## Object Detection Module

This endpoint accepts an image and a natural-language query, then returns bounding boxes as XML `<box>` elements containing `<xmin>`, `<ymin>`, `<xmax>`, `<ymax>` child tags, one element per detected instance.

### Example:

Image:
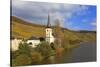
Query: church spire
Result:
<box><xmin>47</xmin><ymin>13</ymin><xmax>51</xmax><ymax>28</ymax></box>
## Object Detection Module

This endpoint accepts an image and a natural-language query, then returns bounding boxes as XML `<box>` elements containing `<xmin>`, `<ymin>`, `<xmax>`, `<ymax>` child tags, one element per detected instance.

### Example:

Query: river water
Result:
<box><xmin>43</xmin><ymin>42</ymin><xmax>96</xmax><ymax>64</ymax></box>
<box><xmin>61</xmin><ymin>42</ymin><xmax>96</xmax><ymax>63</ymax></box>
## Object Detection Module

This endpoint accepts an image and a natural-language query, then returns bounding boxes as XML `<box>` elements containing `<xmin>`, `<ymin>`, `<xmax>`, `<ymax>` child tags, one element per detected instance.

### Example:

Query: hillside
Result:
<box><xmin>11</xmin><ymin>16</ymin><xmax>96</xmax><ymax>42</ymax></box>
<box><xmin>11</xmin><ymin>16</ymin><xmax>46</xmax><ymax>39</ymax></box>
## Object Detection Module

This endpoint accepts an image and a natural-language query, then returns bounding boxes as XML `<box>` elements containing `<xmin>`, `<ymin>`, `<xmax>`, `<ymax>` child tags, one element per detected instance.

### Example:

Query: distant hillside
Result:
<box><xmin>11</xmin><ymin>16</ymin><xmax>96</xmax><ymax>42</ymax></box>
<box><xmin>11</xmin><ymin>16</ymin><xmax>46</xmax><ymax>39</ymax></box>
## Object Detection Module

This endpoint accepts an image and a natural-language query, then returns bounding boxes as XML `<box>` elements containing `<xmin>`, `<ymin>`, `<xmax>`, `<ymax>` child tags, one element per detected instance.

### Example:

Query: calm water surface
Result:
<box><xmin>44</xmin><ymin>42</ymin><xmax>96</xmax><ymax>64</ymax></box>
<box><xmin>61</xmin><ymin>42</ymin><xmax>96</xmax><ymax>63</ymax></box>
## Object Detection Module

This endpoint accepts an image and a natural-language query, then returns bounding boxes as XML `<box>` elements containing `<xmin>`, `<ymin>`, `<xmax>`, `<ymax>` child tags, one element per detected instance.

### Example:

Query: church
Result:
<box><xmin>27</xmin><ymin>13</ymin><xmax>55</xmax><ymax>46</ymax></box>
<box><xmin>11</xmin><ymin>13</ymin><xmax>55</xmax><ymax>51</ymax></box>
<box><xmin>45</xmin><ymin>13</ymin><xmax>55</xmax><ymax>44</ymax></box>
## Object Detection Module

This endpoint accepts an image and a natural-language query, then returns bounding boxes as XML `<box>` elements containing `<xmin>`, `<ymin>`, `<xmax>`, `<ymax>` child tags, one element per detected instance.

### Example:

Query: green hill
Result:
<box><xmin>11</xmin><ymin>16</ymin><xmax>96</xmax><ymax>42</ymax></box>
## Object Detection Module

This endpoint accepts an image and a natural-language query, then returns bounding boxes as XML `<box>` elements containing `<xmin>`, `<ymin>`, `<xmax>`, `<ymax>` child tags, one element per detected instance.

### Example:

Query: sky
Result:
<box><xmin>11</xmin><ymin>0</ymin><xmax>96</xmax><ymax>31</ymax></box>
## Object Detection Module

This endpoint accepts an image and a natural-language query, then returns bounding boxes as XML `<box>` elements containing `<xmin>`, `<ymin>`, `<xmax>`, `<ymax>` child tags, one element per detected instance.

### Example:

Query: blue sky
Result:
<box><xmin>12</xmin><ymin>0</ymin><xmax>96</xmax><ymax>31</ymax></box>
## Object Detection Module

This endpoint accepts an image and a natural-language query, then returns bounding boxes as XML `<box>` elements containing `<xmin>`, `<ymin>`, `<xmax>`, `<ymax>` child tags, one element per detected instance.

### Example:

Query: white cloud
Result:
<box><xmin>91</xmin><ymin>19</ymin><xmax>96</xmax><ymax>26</ymax></box>
<box><xmin>90</xmin><ymin>20</ymin><xmax>96</xmax><ymax>31</ymax></box>
<box><xmin>12</xmin><ymin>0</ymin><xmax>91</xmax><ymax>27</ymax></box>
<box><xmin>91</xmin><ymin>21</ymin><xmax>96</xmax><ymax>26</ymax></box>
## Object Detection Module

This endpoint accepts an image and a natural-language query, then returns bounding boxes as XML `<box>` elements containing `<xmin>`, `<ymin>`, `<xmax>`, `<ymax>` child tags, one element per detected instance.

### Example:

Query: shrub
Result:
<box><xmin>12</xmin><ymin>54</ymin><xmax>32</xmax><ymax>66</ymax></box>
<box><xmin>35</xmin><ymin>41</ymin><xmax>53</xmax><ymax>59</ymax></box>
<box><xmin>18</xmin><ymin>41</ymin><xmax>31</xmax><ymax>55</ymax></box>
<box><xmin>30</xmin><ymin>52</ymin><xmax>43</xmax><ymax>64</ymax></box>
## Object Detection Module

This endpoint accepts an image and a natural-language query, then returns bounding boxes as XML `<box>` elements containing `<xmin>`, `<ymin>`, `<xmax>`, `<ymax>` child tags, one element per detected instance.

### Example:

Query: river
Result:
<box><xmin>43</xmin><ymin>42</ymin><xmax>96</xmax><ymax>64</ymax></box>
<box><xmin>61</xmin><ymin>42</ymin><xmax>96</xmax><ymax>63</ymax></box>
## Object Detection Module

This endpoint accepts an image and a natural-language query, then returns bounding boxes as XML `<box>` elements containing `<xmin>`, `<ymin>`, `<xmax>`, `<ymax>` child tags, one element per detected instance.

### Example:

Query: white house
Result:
<box><xmin>27</xmin><ymin>36</ymin><xmax>40</xmax><ymax>48</ymax></box>
<box><xmin>11</xmin><ymin>37</ymin><xmax>22</xmax><ymax>51</ymax></box>
<box><xmin>11</xmin><ymin>37</ymin><xmax>40</xmax><ymax>51</ymax></box>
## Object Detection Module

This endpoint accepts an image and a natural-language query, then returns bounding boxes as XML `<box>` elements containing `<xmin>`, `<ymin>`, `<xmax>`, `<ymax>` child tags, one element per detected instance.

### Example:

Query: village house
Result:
<box><xmin>11</xmin><ymin>37</ymin><xmax>22</xmax><ymax>51</ymax></box>
<box><xmin>27</xmin><ymin>36</ymin><xmax>40</xmax><ymax>48</ymax></box>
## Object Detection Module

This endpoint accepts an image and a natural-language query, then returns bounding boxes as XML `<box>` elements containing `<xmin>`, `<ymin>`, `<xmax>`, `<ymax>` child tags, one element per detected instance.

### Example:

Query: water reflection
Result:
<box><xmin>43</xmin><ymin>48</ymin><xmax>74</xmax><ymax>64</ymax></box>
<box><xmin>43</xmin><ymin>42</ymin><xmax>96</xmax><ymax>64</ymax></box>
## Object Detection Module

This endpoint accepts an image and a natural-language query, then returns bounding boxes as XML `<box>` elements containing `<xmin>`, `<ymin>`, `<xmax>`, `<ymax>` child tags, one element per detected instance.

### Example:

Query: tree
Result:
<box><xmin>35</xmin><ymin>41</ymin><xmax>54</xmax><ymax>59</ymax></box>
<box><xmin>11</xmin><ymin>40</ymin><xmax>43</xmax><ymax>66</ymax></box>
<box><xmin>12</xmin><ymin>54</ymin><xmax>32</xmax><ymax>66</ymax></box>
<box><xmin>30</xmin><ymin>52</ymin><xmax>43</xmax><ymax>64</ymax></box>
<box><xmin>11</xmin><ymin>40</ymin><xmax>32</xmax><ymax>66</ymax></box>
<box><xmin>18</xmin><ymin>40</ymin><xmax>31</xmax><ymax>55</ymax></box>
<box><xmin>54</xmin><ymin>19</ymin><xmax>64</xmax><ymax>48</ymax></box>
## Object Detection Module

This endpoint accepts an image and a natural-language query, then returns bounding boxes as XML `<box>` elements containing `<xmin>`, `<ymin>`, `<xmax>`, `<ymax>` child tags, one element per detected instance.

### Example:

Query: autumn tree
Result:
<box><xmin>54</xmin><ymin>18</ymin><xmax>64</xmax><ymax>48</ymax></box>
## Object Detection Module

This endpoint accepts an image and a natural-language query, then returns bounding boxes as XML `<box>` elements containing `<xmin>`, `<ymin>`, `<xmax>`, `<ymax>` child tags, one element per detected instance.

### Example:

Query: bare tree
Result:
<box><xmin>54</xmin><ymin>18</ymin><xmax>64</xmax><ymax>48</ymax></box>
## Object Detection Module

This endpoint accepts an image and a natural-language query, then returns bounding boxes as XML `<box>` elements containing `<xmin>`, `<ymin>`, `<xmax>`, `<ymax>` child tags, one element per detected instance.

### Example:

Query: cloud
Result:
<box><xmin>91</xmin><ymin>22</ymin><xmax>96</xmax><ymax>26</ymax></box>
<box><xmin>11</xmin><ymin>0</ymin><xmax>96</xmax><ymax>31</ymax></box>
<box><xmin>91</xmin><ymin>22</ymin><xmax>96</xmax><ymax>30</ymax></box>
<box><xmin>12</xmin><ymin>1</ymin><xmax>88</xmax><ymax>17</ymax></box>
<box><xmin>90</xmin><ymin>19</ymin><xmax>96</xmax><ymax>30</ymax></box>
<box><xmin>90</xmin><ymin>18</ymin><xmax>96</xmax><ymax>26</ymax></box>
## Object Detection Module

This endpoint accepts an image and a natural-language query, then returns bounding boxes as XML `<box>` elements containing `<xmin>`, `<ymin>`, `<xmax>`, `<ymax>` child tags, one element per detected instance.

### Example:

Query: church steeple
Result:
<box><xmin>47</xmin><ymin>13</ymin><xmax>51</xmax><ymax>28</ymax></box>
<box><xmin>45</xmin><ymin>13</ymin><xmax>55</xmax><ymax>44</ymax></box>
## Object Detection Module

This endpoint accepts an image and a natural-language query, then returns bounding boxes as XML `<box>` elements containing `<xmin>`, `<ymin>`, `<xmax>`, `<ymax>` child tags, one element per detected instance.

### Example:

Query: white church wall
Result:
<box><xmin>46</xmin><ymin>28</ymin><xmax>55</xmax><ymax>44</ymax></box>
<box><xmin>50</xmin><ymin>37</ymin><xmax>55</xmax><ymax>43</ymax></box>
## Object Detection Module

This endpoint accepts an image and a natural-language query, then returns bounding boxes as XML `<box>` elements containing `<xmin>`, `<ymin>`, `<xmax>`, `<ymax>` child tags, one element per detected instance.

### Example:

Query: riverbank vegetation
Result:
<box><xmin>11</xmin><ymin>39</ymin><xmax>81</xmax><ymax>66</ymax></box>
<box><xmin>11</xmin><ymin>41</ymin><xmax>55</xmax><ymax>66</ymax></box>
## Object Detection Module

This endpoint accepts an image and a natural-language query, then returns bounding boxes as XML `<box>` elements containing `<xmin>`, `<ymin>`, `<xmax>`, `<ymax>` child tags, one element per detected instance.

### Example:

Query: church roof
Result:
<box><xmin>46</xmin><ymin>13</ymin><xmax>51</xmax><ymax>28</ymax></box>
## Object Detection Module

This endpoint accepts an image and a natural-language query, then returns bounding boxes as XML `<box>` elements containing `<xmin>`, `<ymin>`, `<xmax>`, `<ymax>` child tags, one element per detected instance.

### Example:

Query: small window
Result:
<box><xmin>29</xmin><ymin>42</ymin><xmax>32</xmax><ymax>45</ymax></box>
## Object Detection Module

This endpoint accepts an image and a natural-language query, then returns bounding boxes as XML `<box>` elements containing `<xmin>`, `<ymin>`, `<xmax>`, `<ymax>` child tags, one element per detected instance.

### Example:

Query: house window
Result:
<box><xmin>29</xmin><ymin>42</ymin><xmax>32</xmax><ymax>45</ymax></box>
